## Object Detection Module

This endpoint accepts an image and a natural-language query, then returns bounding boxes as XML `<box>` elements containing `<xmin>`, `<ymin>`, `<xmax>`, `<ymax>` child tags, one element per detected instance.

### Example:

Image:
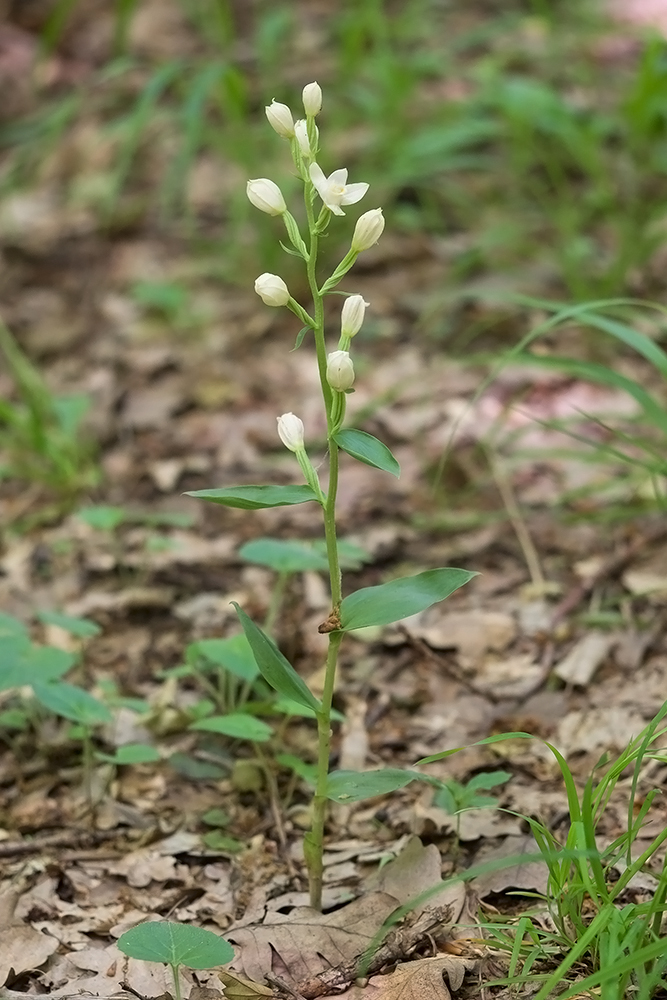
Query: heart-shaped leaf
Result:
<box><xmin>190</xmin><ymin>713</ymin><xmax>274</xmax><ymax>742</ymax></box>
<box><xmin>233</xmin><ymin>603</ymin><xmax>320</xmax><ymax>713</ymax></box>
<box><xmin>239</xmin><ymin>537</ymin><xmax>329</xmax><ymax>573</ymax></box>
<box><xmin>185</xmin><ymin>485</ymin><xmax>320</xmax><ymax>510</ymax></box>
<box><xmin>118</xmin><ymin>920</ymin><xmax>234</xmax><ymax>968</ymax></box>
<box><xmin>326</xmin><ymin>768</ymin><xmax>423</xmax><ymax>803</ymax></box>
<box><xmin>339</xmin><ymin>567</ymin><xmax>476</xmax><ymax>631</ymax></box>
<box><xmin>334</xmin><ymin>428</ymin><xmax>400</xmax><ymax>478</ymax></box>
<box><xmin>33</xmin><ymin>682</ymin><xmax>112</xmax><ymax>726</ymax></box>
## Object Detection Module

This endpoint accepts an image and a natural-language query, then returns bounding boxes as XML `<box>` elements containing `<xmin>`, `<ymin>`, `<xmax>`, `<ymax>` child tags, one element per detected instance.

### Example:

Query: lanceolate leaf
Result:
<box><xmin>233</xmin><ymin>603</ymin><xmax>321</xmax><ymax>713</ymax></box>
<box><xmin>118</xmin><ymin>920</ymin><xmax>234</xmax><ymax>968</ymax></box>
<box><xmin>239</xmin><ymin>537</ymin><xmax>329</xmax><ymax>573</ymax></box>
<box><xmin>326</xmin><ymin>768</ymin><xmax>424</xmax><ymax>803</ymax></box>
<box><xmin>339</xmin><ymin>567</ymin><xmax>476</xmax><ymax>631</ymax></box>
<box><xmin>190</xmin><ymin>713</ymin><xmax>274</xmax><ymax>742</ymax></box>
<box><xmin>333</xmin><ymin>428</ymin><xmax>400</xmax><ymax>478</ymax></box>
<box><xmin>185</xmin><ymin>485</ymin><xmax>320</xmax><ymax>510</ymax></box>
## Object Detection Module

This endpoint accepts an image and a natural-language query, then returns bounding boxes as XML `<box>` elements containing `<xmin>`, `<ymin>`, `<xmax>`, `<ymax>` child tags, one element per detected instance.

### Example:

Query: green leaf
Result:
<box><xmin>339</xmin><ymin>567</ymin><xmax>476</xmax><ymax>631</ymax></box>
<box><xmin>169</xmin><ymin>752</ymin><xmax>227</xmax><ymax>780</ymax></box>
<box><xmin>466</xmin><ymin>770</ymin><xmax>512</xmax><ymax>793</ymax></box>
<box><xmin>239</xmin><ymin>537</ymin><xmax>328</xmax><ymax>573</ymax></box>
<box><xmin>293</xmin><ymin>326</ymin><xmax>310</xmax><ymax>350</ymax></box>
<box><xmin>202</xmin><ymin>831</ymin><xmax>246</xmax><ymax>853</ymax></box>
<box><xmin>33</xmin><ymin>681</ymin><xmax>112</xmax><ymax>726</ymax></box>
<box><xmin>0</xmin><ymin>613</ymin><xmax>28</xmax><ymax>640</ymax></box>
<box><xmin>326</xmin><ymin>768</ymin><xmax>423</xmax><ymax>803</ymax></box>
<box><xmin>190</xmin><ymin>713</ymin><xmax>274</xmax><ymax>742</ymax></box>
<box><xmin>273</xmin><ymin>697</ymin><xmax>345</xmax><ymax>722</ymax></box>
<box><xmin>190</xmin><ymin>635</ymin><xmax>259</xmax><ymax>683</ymax></box>
<box><xmin>95</xmin><ymin>743</ymin><xmax>161</xmax><ymax>764</ymax></box>
<box><xmin>202</xmin><ymin>808</ymin><xmax>230</xmax><ymax>828</ymax></box>
<box><xmin>118</xmin><ymin>920</ymin><xmax>234</xmax><ymax>969</ymax></box>
<box><xmin>433</xmin><ymin>785</ymin><xmax>459</xmax><ymax>813</ymax></box>
<box><xmin>185</xmin><ymin>485</ymin><xmax>320</xmax><ymax>510</ymax></box>
<box><xmin>334</xmin><ymin>428</ymin><xmax>400</xmax><ymax>478</ymax></box>
<box><xmin>76</xmin><ymin>505</ymin><xmax>126</xmax><ymax>531</ymax></box>
<box><xmin>37</xmin><ymin>610</ymin><xmax>101</xmax><ymax>638</ymax></box>
<box><xmin>233</xmin><ymin>603</ymin><xmax>320</xmax><ymax>713</ymax></box>
<box><xmin>276</xmin><ymin>753</ymin><xmax>317</xmax><ymax>785</ymax></box>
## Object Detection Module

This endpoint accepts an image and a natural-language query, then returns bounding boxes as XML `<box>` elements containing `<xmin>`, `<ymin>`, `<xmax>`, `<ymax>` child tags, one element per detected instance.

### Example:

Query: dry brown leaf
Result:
<box><xmin>218</xmin><ymin>969</ymin><xmax>273</xmax><ymax>999</ymax></box>
<box><xmin>366</xmin><ymin>837</ymin><xmax>465</xmax><ymax>919</ymax></box>
<box><xmin>412</xmin><ymin>610</ymin><xmax>516</xmax><ymax>661</ymax></box>
<box><xmin>337</xmin><ymin>955</ymin><xmax>477</xmax><ymax>999</ymax></box>
<box><xmin>0</xmin><ymin>924</ymin><xmax>59</xmax><ymax>986</ymax></box>
<box><xmin>473</xmin><ymin>835</ymin><xmax>549</xmax><ymax>897</ymax></box>
<box><xmin>553</xmin><ymin>632</ymin><xmax>614</xmax><ymax>686</ymax></box>
<box><xmin>228</xmin><ymin>892</ymin><xmax>399</xmax><ymax>984</ymax></box>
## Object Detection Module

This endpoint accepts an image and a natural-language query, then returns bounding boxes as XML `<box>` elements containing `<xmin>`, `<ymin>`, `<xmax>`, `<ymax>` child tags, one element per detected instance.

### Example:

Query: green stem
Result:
<box><xmin>309</xmin><ymin>629</ymin><xmax>343</xmax><ymax>910</ymax></box>
<box><xmin>170</xmin><ymin>964</ymin><xmax>182</xmax><ymax>1000</ymax></box>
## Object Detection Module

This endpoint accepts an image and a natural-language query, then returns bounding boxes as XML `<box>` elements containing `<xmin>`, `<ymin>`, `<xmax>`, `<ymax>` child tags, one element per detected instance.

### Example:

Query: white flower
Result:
<box><xmin>294</xmin><ymin>119</ymin><xmax>315</xmax><ymax>157</ymax></box>
<box><xmin>351</xmin><ymin>208</ymin><xmax>385</xmax><ymax>252</ymax></box>
<box><xmin>265</xmin><ymin>100</ymin><xmax>295</xmax><ymax>138</ymax></box>
<box><xmin>254</xmin><ymin>273</ymin><xmax>290</xmax><ymax>307</ymax></box>
<box><xmin>302</xmin><ymin>82</ymin><xmax>322</xmax><ymax>117</ymax></box>
<box><xmin>326</xmin><ymin>350</ymin><xmax>355</xmax><ymax>391</ymax></box>
<box><xmin>277</xmin><ymin>412</ymin><xmax>305</xmax><ymax>452</ymax></box>
<box><xmin>246</xmin><ymin>178</ymin><xmax>287</xmax><ymax>216</ymax></box>
<box><xmin>309</xmin><ymin>163</ymin><xmax>368</xmax><ymax>217</ymax></box>
<box><xmin>341</xmin><ymin>295</ymin><xmax>369</xmax><ymax>339</ymax></box>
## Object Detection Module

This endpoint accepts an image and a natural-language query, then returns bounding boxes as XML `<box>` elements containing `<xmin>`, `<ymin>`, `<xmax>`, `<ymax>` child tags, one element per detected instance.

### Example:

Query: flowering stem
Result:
<box><xmin>304</xmin><ymin>180</ymin><xmax>344</xmax><ymax>910</ymax></box>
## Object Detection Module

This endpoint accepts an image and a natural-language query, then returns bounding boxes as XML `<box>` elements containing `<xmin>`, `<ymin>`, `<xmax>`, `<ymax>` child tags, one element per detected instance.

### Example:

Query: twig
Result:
<box><xmin>0</xmin><ymin>828</ymin><xmax>119</xmax><ymax>858</ymax></box>
<box><xmin>265</xmin><ymin>972</ymin><xmax>308</xmax><ymax>1000</ymax></box>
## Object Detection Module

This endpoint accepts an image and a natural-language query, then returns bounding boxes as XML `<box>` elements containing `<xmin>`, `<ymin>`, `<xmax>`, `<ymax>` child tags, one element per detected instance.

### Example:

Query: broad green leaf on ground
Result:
<box><xmin>339</xmin><ymin>568</ymin><xmax>476</xmax><ymax>631</ymax></box>
<box><xmin>118</xmin><ymin>920</ymin><xmax>234</xmax><ymax>968</ymax></box>
<box><xmin>233</xmin><ymin>604</ymin><xmax>320</xmax><ymax>712</ymax></box>
<box><xmin>37</xmin><ymin>610</ymin><xmax>101</xmax><ymax>638</ymax></box>
<box><xmin>33</xmin><ymin>682</ymin><xmax>112</xmax><ymax>725</ymax></box>
<box><xmin>190</xmin><ymin>713</ymin><xmax>274</xmax><ymax>742</ymax></box>
<box><xmin>76</xmin><ymin>505</ymin><xmax>126</xmax><ymax>530</ymax></box>
<box><xmin>0</xmin><ymin>613</ymin><xmax>28</xmax><ymax>640</ymax></box>
<box><xmin>333</xmin><ymin>428</ymin><xmax>400</xmax><ymax>478</ymax></box>
<box><xmin>190</xmin><ymin>635</ymin><xmax>259</xmax><ymax>682</ymax></box>
<box><xmin>0</xmin><ymin>645</ymin><xmax>77</xmax><ymax>693</ymax></box>
<box><xmin>326</xmin><ymin>768</ymin><xmax>425</xmax><ymax>803</ymax></box>
<box><xmin>185</xmin><ymin>485</ymin><xmax>320</xmax><ymax>510</ymax></box>
<box><xmin>228</xmin><ymin>892</ymin><xmax>399</xmax><ymax>984</ymax></box>
<box><xmin>336</xmin><ymin>955</ymin><xmax>478</xmax><ymax>999</ymax></box>
<box><xmin>239</xmin><ymin>537</ymin><xmax>329</xmax><ymax>573</ymax></box>
<box><xmin>95</xmin><ymin>743</ymin><xmax>161</xmax><ymax>764</ymax></box>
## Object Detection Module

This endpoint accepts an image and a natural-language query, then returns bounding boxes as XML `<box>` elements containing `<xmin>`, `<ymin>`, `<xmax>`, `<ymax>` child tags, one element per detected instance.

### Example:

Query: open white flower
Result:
<box><xmin>277</xmin><ymin>412</ymin><xmax>305</xmax><ymax>452</ymax></box>
<box><xmin>255</xmin><ymin>273</ymin><xmax>290</xmax><ymax>307</ymax></box>
<box><xmin>326</xmin><ymin>350</ymin><xmax>355</xmax><ymax>391</ymax></box>
<box><xmin>309</xmin><ymin>163</ymin><xmax>368</xmax><ymax>216</ymax></box>
<box><xmin>246</xmin><ymin>178</ymin><xmax>286</xmax><ymax>216</ymax></box>
<box><xmin>341</xmin><ymin>295</ymin><xmax>369</xmax><ymax>339</ymax></box>
<box><xmin>265</xmin><ymin>100</ymin><xmax>295</xmax><ymax>139</ymax></box>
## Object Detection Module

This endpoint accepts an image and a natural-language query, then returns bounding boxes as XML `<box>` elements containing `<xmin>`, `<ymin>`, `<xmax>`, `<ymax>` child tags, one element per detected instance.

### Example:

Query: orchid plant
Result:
<box><xmin>187</xmin><ymin>82</ymin><xmax>475</xmax><ymax>910</ymax></box>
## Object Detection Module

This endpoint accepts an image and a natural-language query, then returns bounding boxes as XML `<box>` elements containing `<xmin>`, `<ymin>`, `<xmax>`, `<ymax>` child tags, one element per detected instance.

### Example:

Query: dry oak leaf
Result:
<box><xmin>228</xmin><ymin>891</ymin><xmax>399</xmax><ymax>984</ymax></box>
<box><xmin>219</xmin><ymin>968</ymin><xmax>273</xmax><ymax>999</ymax></box>
<box><xmin>337</xmin><ymin>955</ymin><xmax>478</xmax><ymax>999</ymax></box>
<box><xmin>0</xmin><ymin>924</ymin><xmax>59</xmax><ymax>986</ymax></box>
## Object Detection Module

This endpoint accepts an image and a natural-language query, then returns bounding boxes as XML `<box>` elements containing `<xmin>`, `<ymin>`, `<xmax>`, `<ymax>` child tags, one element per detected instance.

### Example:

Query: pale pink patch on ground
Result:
<box><xmin>608</xmin><ymin>0</ymin><xmax>667</xmax><ymax>34</ymax></box>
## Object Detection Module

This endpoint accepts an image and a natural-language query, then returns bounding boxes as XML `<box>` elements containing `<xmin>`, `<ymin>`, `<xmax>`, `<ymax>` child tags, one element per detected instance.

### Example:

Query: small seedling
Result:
<box><xmin>117</xmin><ymin>920</ymin><xmax>234</xmax><ymax>1000</ymax></box>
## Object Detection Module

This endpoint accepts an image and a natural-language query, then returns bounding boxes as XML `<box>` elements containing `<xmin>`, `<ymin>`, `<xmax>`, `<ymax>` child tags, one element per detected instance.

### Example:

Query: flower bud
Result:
<box><xmin>246</xmin><ymin>178</ymin><xmax>287</xmax><ymax>216</ymax></box>
<box><xmin>277</xmin><ymin>412</ymin><xmax>305</xmax><ymax>452</ymax></box>
<box><xmin>351</xmin><ymin>208</ymin><xmax>385</xmax><ymax>252</ymax></box>
<box><xmin>302</xmin><ymin>82</ymin><xmax>322</xmax><ymax>117</ymax></box>
<box><xmin>326</xmin><ymin>350</ymin><xmax>355</xmax><ymax>391</ymax></box>
<box><xmin>341</xmin><ymin>295</ymin><xmax>370</xmax><ymax>339</ymax></box>
<box><xmin>265</xmin><ymin>100</ymin><xmax>295</xmax><ymax>139</ymax></box>
<box><xmin>294</xmin><ymin>119</ymin><xmax>314</xmax><ymax>158</ymax></box>
<box><xmin>254</xmin><ymin>273</ymin><xmax>290</xmax><ymax>307</ymax></box>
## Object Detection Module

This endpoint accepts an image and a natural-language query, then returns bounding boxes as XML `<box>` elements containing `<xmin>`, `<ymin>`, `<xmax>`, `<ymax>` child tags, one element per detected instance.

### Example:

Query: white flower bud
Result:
<box><xmin>341</xmin><ymin>295</ymin><xmax>370</xmax><ymax>339</ymax></box>
<box><xmin>302</xmin><ymin>82</ymin><xmax>322</xmax><ymax>117</ymax></box>
<box><xmin>265</xmin><ymin>100</ymin><xmax>295</xmax><ymax>139</ymax></box>
<box><xmin>277</xmin><ymin>412</ymin><xmax>305</xmax><ymax>452</ymax></box>
<box><xmin>351</xmin><ymin>208</ymin><xmax>385</xmax><ymax>252</ymax></box>
<box><xmin>294</xmin><ymin>119</ymin><xmax>314</xmax><ymax>157</ymax></box>
<box><xmin>254</xmin><ymin>273</ymin><xmax>290</xmax><ymax>307</ymax></box>
<box><xmin>326</xmin><ymin>350</ymin><xmax>355</xmax><ymax>391</ymax></box>
<box><xmin>246</xmin><ymin>178</ymin><xmax>287</xmax><ymax>216</ymax></box>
